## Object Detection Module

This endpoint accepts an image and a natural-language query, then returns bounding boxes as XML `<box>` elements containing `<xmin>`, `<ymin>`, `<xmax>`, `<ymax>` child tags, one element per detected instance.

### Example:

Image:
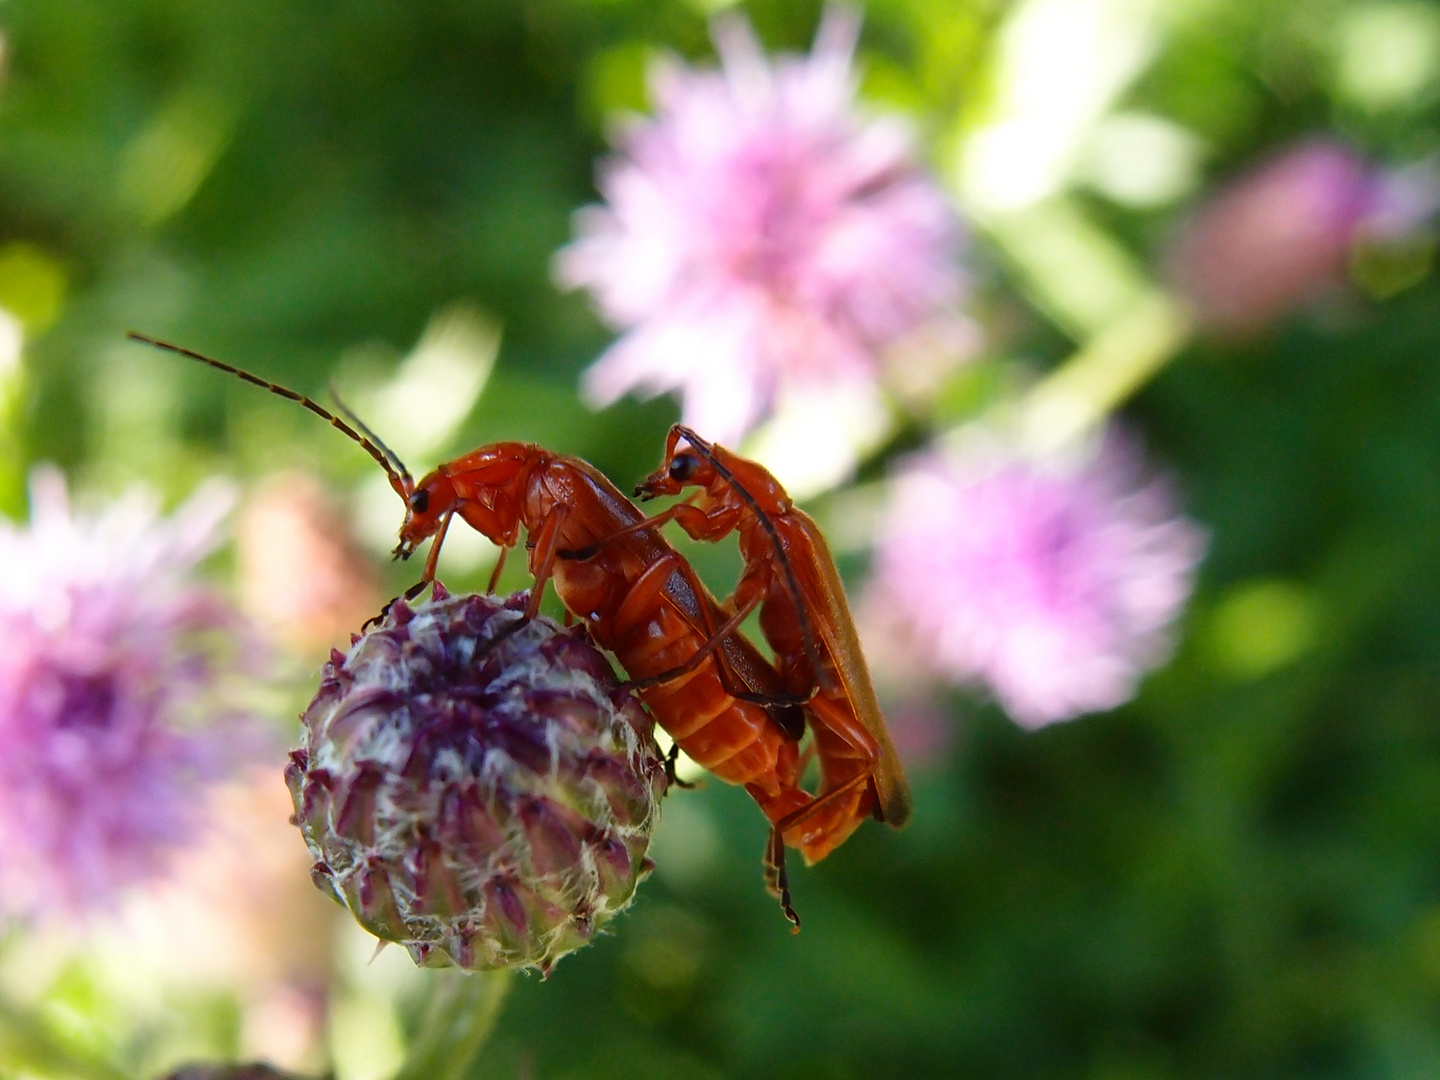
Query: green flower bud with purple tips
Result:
<box><xmin>286</xmin><ymin>585</ymin><xmax>666</xmax><ymax>975</ymax></box>
<box><xmin>160</xmin><ymin>1065</ymin><xmax>310</xmax><ymax>1080</ymax></box>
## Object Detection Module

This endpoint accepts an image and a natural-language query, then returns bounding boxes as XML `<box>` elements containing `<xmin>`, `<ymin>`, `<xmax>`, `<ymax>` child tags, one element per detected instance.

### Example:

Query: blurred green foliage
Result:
<box><xmin>5</xmin><ymin>0</ymin><xmax>1440</xmax><ymax>1078</ymax></box>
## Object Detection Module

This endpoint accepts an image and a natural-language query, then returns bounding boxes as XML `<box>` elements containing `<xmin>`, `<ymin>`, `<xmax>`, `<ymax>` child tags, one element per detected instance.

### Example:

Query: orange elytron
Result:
<box><xmin>130</xmin><ymin>333</ymin><xmax>842</xmax><ymax>926</ymax></box>
<box><xmin>636</xmin><ymin>424</ymin><xmax>912</xmax><ymax>864</ymax></box>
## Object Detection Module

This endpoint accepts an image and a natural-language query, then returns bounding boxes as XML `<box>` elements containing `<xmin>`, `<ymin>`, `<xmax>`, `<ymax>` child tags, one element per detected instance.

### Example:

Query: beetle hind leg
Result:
<box><xmin>763</xmin><ymin>828</ymin><xmax>801</xmax><ymax>932</ymax></box>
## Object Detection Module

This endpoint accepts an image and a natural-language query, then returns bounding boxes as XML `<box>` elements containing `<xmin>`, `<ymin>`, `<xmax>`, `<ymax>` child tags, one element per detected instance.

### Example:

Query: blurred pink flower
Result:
<box><xmin>0</xmin><ymin>467</ymin><xmax>264</xmax><ymax>919</ymax></box>
<box><xmin>556</xmin><ymin>8</ymin><xmax>964</xmax><ymax>443</ymax></box>
<box><xmin>109</xmin><ymin>770</ymin><xmax>336</xmax><ymax>1069</ymax></box>
<box><xmin>237</xmin><ymin>471</ymin><xmax>379</xmax><ymax>657</ymax></box>
<box><xmin>880</xmin><ymin>698</ymin><xmax>954</xmax><ymax>768</ymax></box>
<box><xmin>866</xmin><ymin>436</ymin><xmax>1205</xmax><ymax>728</ymax></box>
<box><xmin>1168</xmin><ymin>139</ymin><xmax>1435</xmax><ymax>335</ymax></box>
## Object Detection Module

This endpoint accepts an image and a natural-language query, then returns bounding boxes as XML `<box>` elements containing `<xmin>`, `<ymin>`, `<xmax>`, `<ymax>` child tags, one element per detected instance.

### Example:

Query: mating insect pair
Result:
<box><xmin>129</xmin><ymin>332</ymin><xmax>910</xmax><ymax>928</ymax></box>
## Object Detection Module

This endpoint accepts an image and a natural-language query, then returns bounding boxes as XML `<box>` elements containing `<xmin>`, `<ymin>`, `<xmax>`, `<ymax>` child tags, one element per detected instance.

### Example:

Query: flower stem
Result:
<box><xmin>389</xmin><ymin>970</ymin><xmax>510</xmax><ymax>1080</ymax></box>
<box><xmin>0</xmin><ymin>996</ymin><xmax>131</xmax><ymax>1080</ymax></box>
<box><xmin>1013</xmin><ymin>291</ymin><xmax>1193</xmax><ymax>455</ymax></box>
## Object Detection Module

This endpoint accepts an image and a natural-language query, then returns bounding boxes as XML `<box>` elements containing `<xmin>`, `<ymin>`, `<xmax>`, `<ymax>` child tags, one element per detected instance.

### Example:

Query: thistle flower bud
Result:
<box><xmin>286</xmin><ymin>585</ymin><xmax>666</xmax><ymax>974</ymax></box>
<box><xmin>161</xmin><ymin>1065</ymin><xmax>309</xmax><ymax>1080</ymax></box>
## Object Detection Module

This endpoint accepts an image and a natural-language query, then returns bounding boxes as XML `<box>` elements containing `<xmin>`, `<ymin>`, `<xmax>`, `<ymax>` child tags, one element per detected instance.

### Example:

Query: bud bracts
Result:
<box><xmin>161</xmin><ymin>1064</ymin><xmax>309</xmax><ymax>1080</ymax></box>
<box><xmin>286</xmin><ymin>585</ymin><xmax>666</xmax><ymax>974</ymax></box>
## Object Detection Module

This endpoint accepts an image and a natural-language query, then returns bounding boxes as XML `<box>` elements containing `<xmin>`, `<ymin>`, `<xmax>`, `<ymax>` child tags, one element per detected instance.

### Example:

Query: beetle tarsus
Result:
<box><xmin>363</xmin><ymin>597</ymin><xmax>397</xmax><ymax>631</ymax></box>
<box><xmin>663</xmin><ymin>743</ymin><xmax>699</xmax><ymax>790</ymax></box>
<box><xmin>764</xmin><ymin>828</ymin><xmax>801</xmax><ymax>931</ymax></box>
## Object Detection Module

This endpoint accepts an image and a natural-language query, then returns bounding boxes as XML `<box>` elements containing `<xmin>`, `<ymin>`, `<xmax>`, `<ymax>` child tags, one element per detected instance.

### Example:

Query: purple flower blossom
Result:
<box><xmin>866</xmin><ymin>435</ymin><xmax>1205</xmax><ymax>728</ymax></box>
<box><xmin>0</xmin><ymin>467</ymin><xmax>261</xmax><ymax>919</ymax></box>
<box><xmin>556</xmin><ymin>8</ymin><xmax>964</xmax><ymax>444</ymax></box>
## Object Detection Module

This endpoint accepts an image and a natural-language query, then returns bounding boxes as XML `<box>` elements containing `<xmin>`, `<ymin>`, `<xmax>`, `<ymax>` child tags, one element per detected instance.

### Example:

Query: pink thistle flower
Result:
<box><xmin>556</xmin><ymin>7</ymin><xmax>965</xmax><ymax>444</ymax></box>
<box><xmin>0</xmin><ymin>467</ymin><xmax>263</xmax><ymax>919</ymax></box>
<box><xmin>866</xmin><ymin>435</ymin><xmax>1206</xmax><ymax>728</ymax></box>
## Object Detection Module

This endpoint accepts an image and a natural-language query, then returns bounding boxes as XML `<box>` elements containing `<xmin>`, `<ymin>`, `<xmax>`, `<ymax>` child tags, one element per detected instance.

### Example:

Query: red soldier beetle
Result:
<box><xmin>130</xmin><ymin>332</ymin><xmax>847</xmax><ymax>927</ymax></box>
<box><xmin>635</xmin><ymin>424</ymin><xmax>912</xmax><ymax>864</ymax></box>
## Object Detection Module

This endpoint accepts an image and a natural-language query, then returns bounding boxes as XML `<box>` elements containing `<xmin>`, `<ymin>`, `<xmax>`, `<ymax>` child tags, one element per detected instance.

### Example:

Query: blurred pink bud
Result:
<box><xmin>557</xmin><ymin>7</ymin><xmax>965</xmax><ymax>443</ymax></box>
<box><xmin>865</xmin><ymin>434</ymin><xmax>1206</xmax><ymax>728</ymax></box>
<box><xmin>237</xmin><ymin>472</ymin><xmax>380</xmax><ymax>656</ymax></box>
<box><xmin>1168</xmin><ymin>139</ymin><xmax>1413</xmax><ymax>335</ymax></box>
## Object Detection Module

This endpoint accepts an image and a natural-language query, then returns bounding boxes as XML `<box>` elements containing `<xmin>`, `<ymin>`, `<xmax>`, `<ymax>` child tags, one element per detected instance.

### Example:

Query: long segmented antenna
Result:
<box><xmin>670</xmin><ymin>426</ymin><xmax>826</xmax><ymax>684</ymax></box>
<box><xmin>328</xmin><ymin>380</ymin><xmax>413</xmax><ymax>493</ymax></box>
<box><xmin>126</xmin><ymin>331</ymin><xmax>413</xmax><ymax>500</ymax></box>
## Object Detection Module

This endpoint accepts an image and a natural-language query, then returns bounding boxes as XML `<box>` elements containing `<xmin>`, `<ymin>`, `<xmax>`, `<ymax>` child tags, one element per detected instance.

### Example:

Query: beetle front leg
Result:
<box><xmin>468</xmin><ymin>508</ymin><xmax>568</xmax><ymax>657</ymax></box>
<box><xmin>522</xmin><ymin>505</ymin><xmax>570</xmax><ymax>621</ymax></box>
<box><xmin>486</xmin><ymin>544</ymin><xmax>509</xmax><ymax>594</ymax></box>
<box><xmin>364</xmin><ymin>515</ymin><xmax>455</xmax><ymax>628</ymax></box>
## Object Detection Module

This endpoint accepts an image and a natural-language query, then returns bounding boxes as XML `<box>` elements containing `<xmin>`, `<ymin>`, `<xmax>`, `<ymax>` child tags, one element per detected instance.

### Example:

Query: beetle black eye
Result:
<box><xmin>669</xmin><ymin>454</ymin><xmax>700</xmax><ymax>482</ymax></box>
<box><xmin>409</xmin><ymin>489</ymin><xmax>430</xmax><ymax>515</ymax></box>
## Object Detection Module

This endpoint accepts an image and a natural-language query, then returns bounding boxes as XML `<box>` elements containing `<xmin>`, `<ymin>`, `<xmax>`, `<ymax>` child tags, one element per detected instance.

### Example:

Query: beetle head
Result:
<box><xmin>394</xmin><ymin>470</ymin><xmax>457</xmax><ymax>561</ymax></box>
<box><xmin>636</xmin><ymin>425</ymin><xmax>790</xmax><ymax>516</ymax></box>
<box><xmin>635</xmin><ymin>426</ymin><xmax>716</xmax><ymax>501</ymax></box>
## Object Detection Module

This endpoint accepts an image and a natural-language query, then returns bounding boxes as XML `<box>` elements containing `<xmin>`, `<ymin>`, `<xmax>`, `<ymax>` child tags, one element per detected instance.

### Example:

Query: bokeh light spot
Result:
<box><xmin>1206</xmin><ymin>579</ymin><xmax>1320</xmax><ymax>681</ymax></box>
<box><xmin>647</xmin><ymin>791</ymin><xmax>721</xmax><ymax>889</ymax></box>
<box><xmin>117</xmin><ymin>91</ymin><xmax>234</xmax><ymax>224</ymax></box>
<box><xmin>0</xmin><ymin>243</ymin><xmax>65</xmax><ymax>335</ymax></box>
<box><xmin>580</xmin><ymin>42</ymin><xmax>653</xmax><ymax>129</ymax></box>
<box><xmin>1333</xmin><ymin>1</ymin><xmax>1440</xmax><ymax>110</ymax></box>
<box><xmin>1080</xmin><ymin>111</ymin><xmax>1205</xmax><ymax>208</ymax></box>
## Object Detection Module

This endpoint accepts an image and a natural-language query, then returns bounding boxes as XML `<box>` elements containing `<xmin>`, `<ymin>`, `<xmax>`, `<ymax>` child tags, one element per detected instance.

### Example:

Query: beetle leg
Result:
<box><xmin>362</xmin><ymin>598</ymin><xmax>395</xmax><ymax>630</ymax></box>
<box><xmin>623</xmin><ymin>591</ymin><xmax>808</xmax><ymax>708</ymax></box>
<box><xmin>366</xmin><ymin>529</ymin><xmax>460</xmax><ymax>628</ymax></box>
<box><xmin>659</xmin><ymin>500</ymin><xmax>742</xmax><ymax>543</ymax></box>
<box><xmin>472</xmin><ymin>509</ymin><xmax>567</xmax><ymax>657</ymax></box>
<box><xmin>772</xmin><ymin>763</ymin><xmax>876</xmax><ymax>860</ymax></box>
<box><xmin>663</xmin><ymin>742</ymin><xmax>699</xmax><ymax>790</ymax></box>
<box><xmin>763</xmin><ymin>828</ymin><xmax>801</xmax><ymax>931</ymax></box>
<box><xmin>523</xmin><ymin>505</ymin><xmax>570</xmax><ymax>621</ymax></box>
<box><xmin>554</xmin><ymin>496</ymin><xmax>699</xmax><ymax>561</ymax></box>
<box><xmin>486</xmin><ymin>544</ymin><xmax>509</xmax><ymax>593</ymax></box>
<box><xmin>387</xmin><ymin>513</ymin><xmax>453</xmax><ymax>610</ymax></box>
<box><xmin>623</xmin><ymin>590</ymin><xmax>760</xmax><ymax>690</ymax></box>
<box><xmin>418</xmin><ymin>510</ymin><xmax>453</xmax><ymax>587</ymax></box>
<box><xmin>611</xmin><ymin>551</ymin><xmax>806</xmax><ymax>730</ymax></box>
<box><xmin>775</xmin><ymin>766</ymin><xmax>872</xmax><ymax>829</ymax></box>
<box><xmin>611</xmin><ymin>551</ymin><xmax>695</xmax><ymax>638</ymax></box>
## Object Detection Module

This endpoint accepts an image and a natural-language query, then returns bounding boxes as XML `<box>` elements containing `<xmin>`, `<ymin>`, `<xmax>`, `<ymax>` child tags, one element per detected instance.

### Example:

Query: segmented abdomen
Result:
<box><xmin>616</xmin><ymin>606</ymin><xmax>795</xmax><ymax>792</ymax></box>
